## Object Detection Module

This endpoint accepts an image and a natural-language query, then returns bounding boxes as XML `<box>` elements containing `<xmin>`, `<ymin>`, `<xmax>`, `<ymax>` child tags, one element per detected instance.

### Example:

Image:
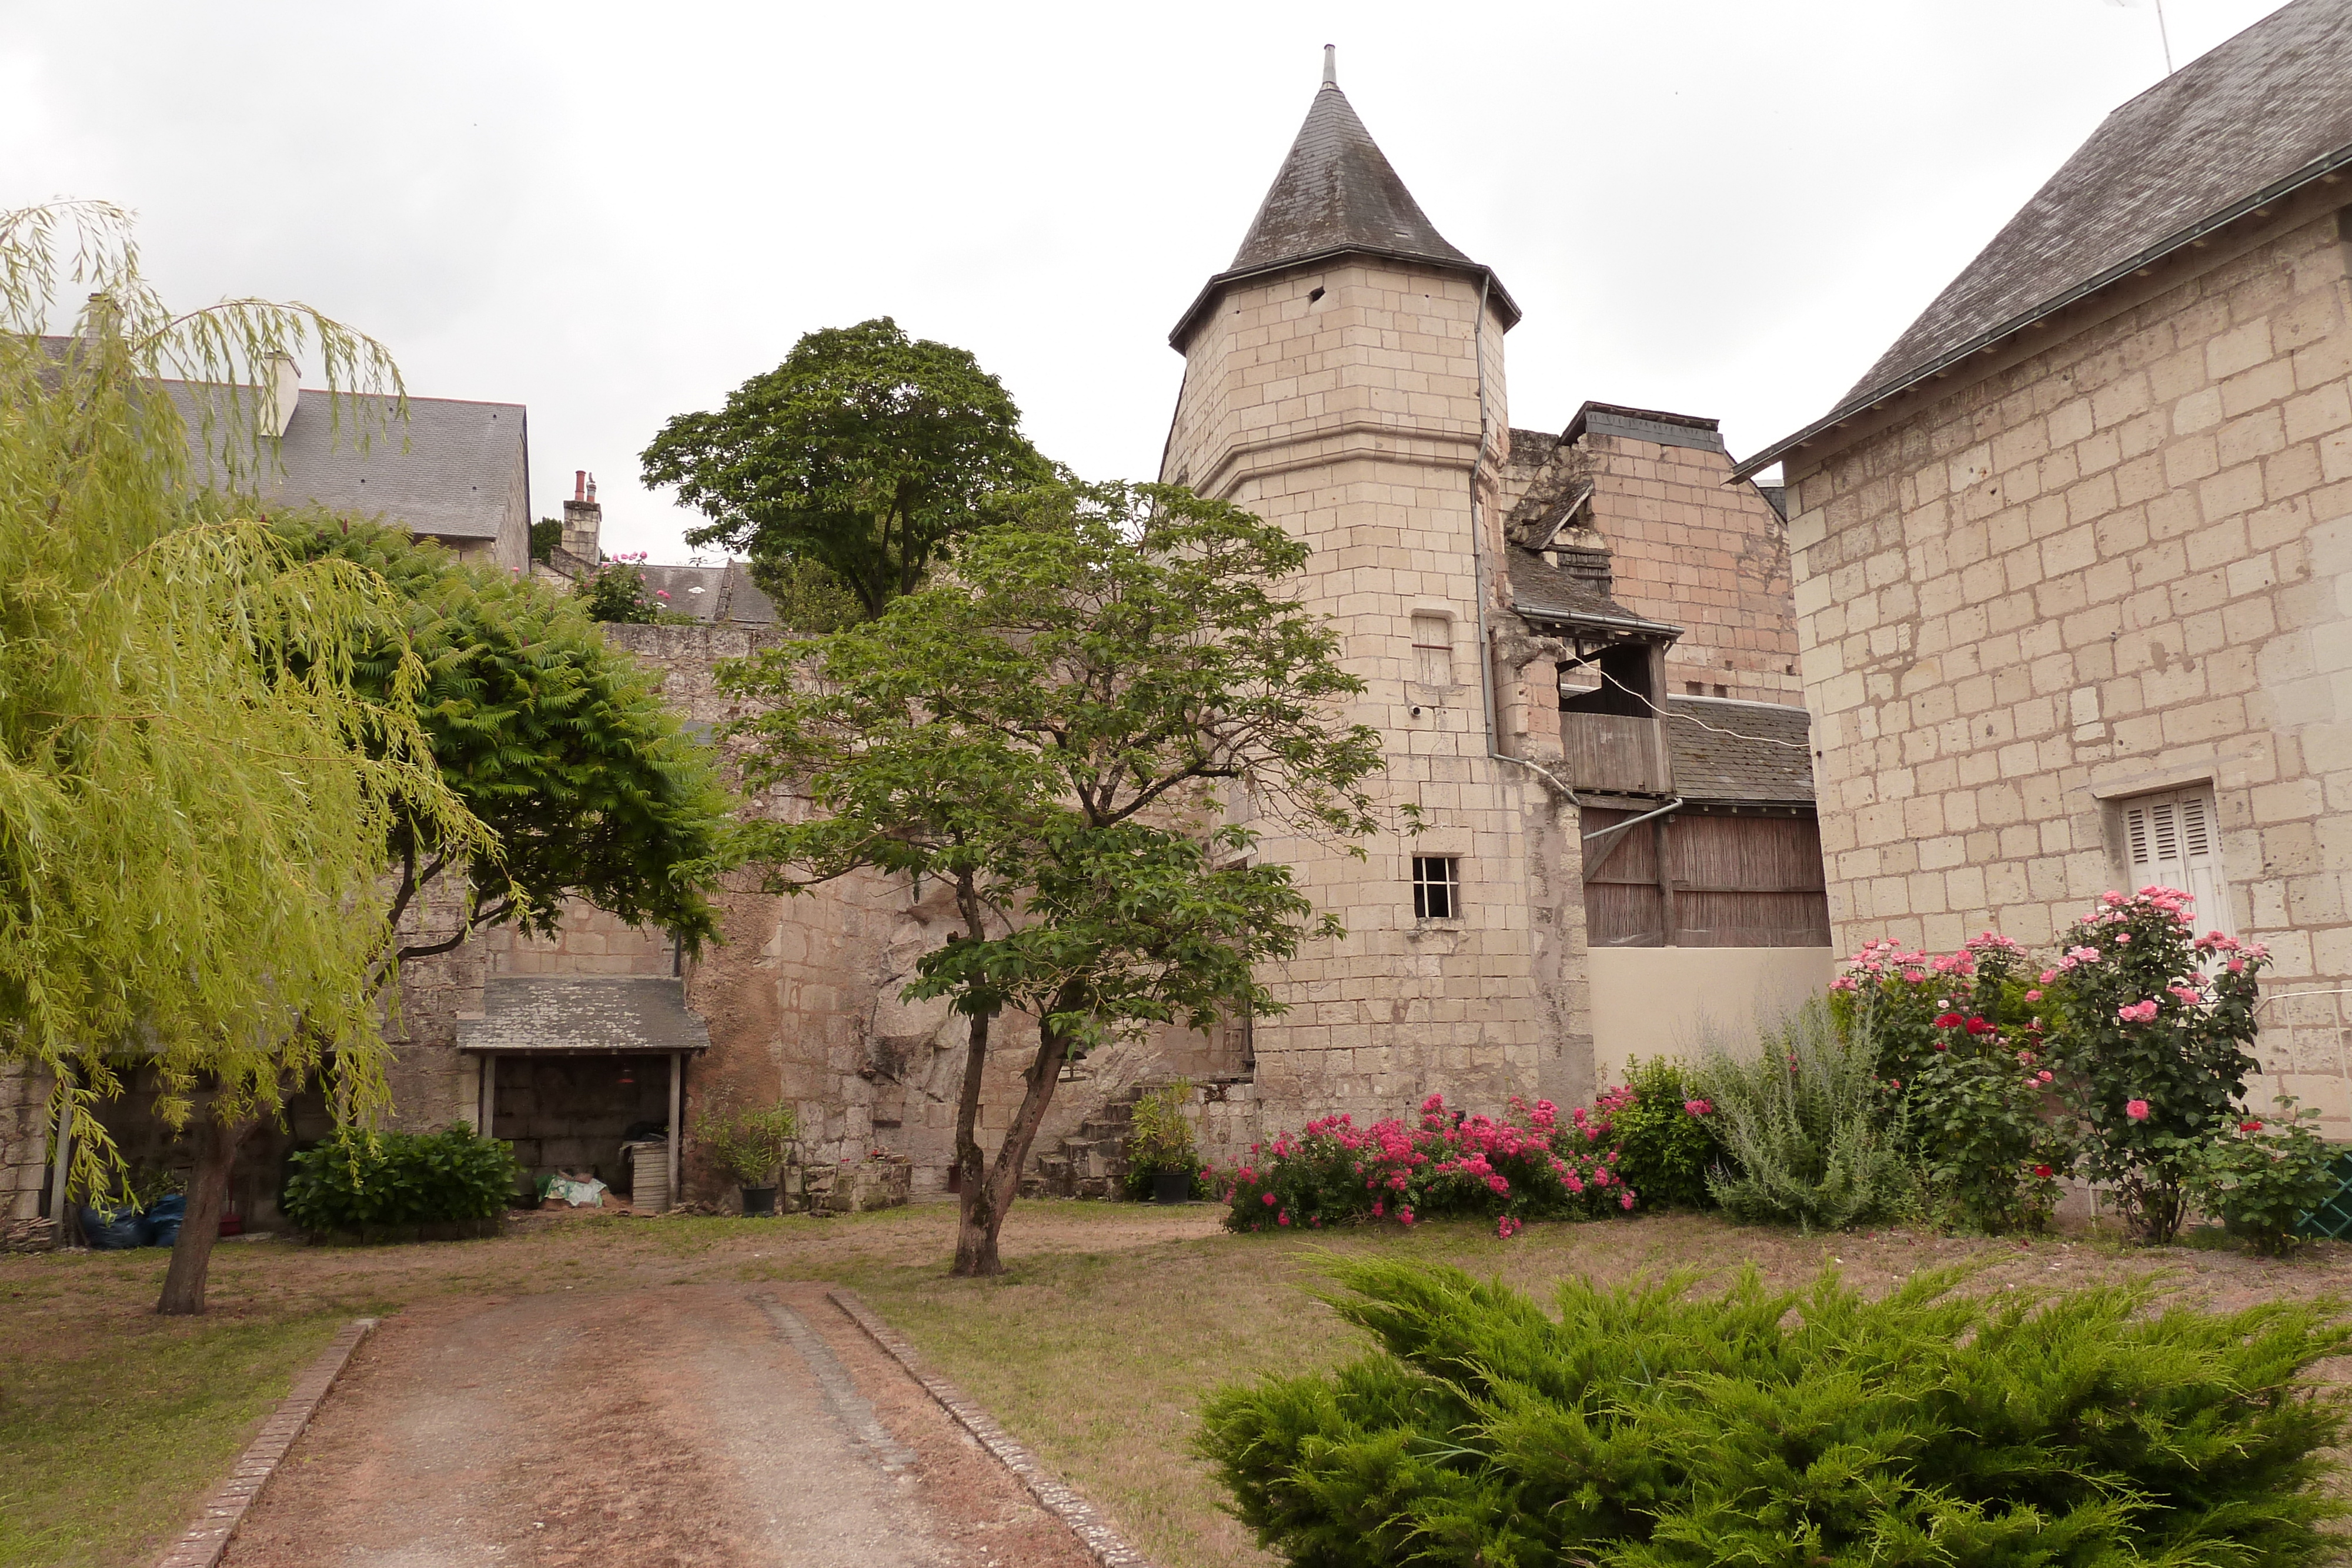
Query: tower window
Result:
<box><xmin>1411</xmin><ymin>857</ymin><xmax>1459</xmax><ymax>920</ymax></box>
<box><xmin>1307</xmin><ymin>286</ymin><xmax>1325</xmax><ymax>303</ymax></box>
<box><xmin>1411</xmin><ymin>614</ymin><xmax>1453</xmax><ymax>687</ymax></box>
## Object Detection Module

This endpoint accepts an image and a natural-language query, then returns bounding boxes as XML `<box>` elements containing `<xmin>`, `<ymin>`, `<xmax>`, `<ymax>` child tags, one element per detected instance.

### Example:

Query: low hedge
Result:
<box><xmin>282</xmin><ymin>1122</ymin><xmax>520</xmax><ymax>1236</ymax></box>
<box><xmin>1201</xmin><ymin>1257</ymin><xmax>2352</xmax><ymax>1567</ymax></box>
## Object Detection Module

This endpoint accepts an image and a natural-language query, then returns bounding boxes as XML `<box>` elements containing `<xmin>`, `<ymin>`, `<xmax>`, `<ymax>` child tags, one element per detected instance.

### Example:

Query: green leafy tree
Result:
<box><xmin>270</xmin><ymin>514</ymin><xmax>736</xmax><ymax>962</ymax></box>
<box><xmin>640</xmin><ymin>317</ymin><xmax>1049</xmax><ymax>620</ymax></box>
<box><xmin>723</xmin><ymin>482</ymin><xmax>1385</xmax><ymax>1275</ymax></box>
<box><xmin>0</xmin><ymin>202</ymin><xmax>487</xmax><ymax>1312</ymax></box>
<box><xmin>529</xmin><ymin>516</ymin><xmax>563</xmax><ymax>564</ymax></box>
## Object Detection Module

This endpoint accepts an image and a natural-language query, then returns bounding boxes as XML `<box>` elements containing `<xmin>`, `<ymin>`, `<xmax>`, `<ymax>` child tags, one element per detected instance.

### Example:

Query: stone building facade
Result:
<box><xmin>1740</xmin><ymin>0</ymin><xmax>2352</xmax><ymax>1129</ymax></box>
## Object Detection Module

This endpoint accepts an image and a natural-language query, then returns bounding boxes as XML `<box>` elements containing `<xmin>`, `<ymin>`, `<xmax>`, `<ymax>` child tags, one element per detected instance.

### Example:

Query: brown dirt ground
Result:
<box><xmin>219</xmin><ymin>1280</ymin><xmax>1095</xmax><ymax>1568</ymax></box>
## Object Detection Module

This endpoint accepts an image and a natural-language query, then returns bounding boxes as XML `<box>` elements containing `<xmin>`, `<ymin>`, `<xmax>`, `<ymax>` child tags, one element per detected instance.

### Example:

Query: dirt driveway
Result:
<box><xmin>219</xmin><ymin>1279</ymin><xmax>1097</xmax><ymax>1568</ymax></box>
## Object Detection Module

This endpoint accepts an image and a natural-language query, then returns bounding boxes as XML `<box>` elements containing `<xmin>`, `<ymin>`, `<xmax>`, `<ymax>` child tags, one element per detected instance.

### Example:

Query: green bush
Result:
<box><xmin>1696</xmin><ymin>999</ymin><xmax>1915</xmax><ymax>1229</ymax></box>
<box><xmin>2190</xmin><ymin>1097</ymin><xmax>2341</xmax><ymax>1255</ymax></box>
<box><xmin>282</xmin><ymin>1123</ymin><xmax>519</xmax><ymax>1234</ymax></box>
<box><xmin>1597</xmin><ymin>1058</ymin><xmax>1719</xmax><ymax>1210</ymax></box>
<box><xmin>1122</xmin><ymin>1081</ymin><xmax>1208</xmax><ymax>1199</ymax></box>
<box><xmin>694</xmin><ymin>1097</ymin><xmax>798</xmax><ymax>1187</ymax></box>
<box><xmin>1200</xmin><ymin>1256</ymin><xmax>2352</xmax><ymax>1568</ymax></box>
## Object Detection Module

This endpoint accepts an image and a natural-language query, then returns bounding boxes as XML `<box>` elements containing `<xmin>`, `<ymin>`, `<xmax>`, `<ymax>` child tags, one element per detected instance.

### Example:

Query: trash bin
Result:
<box><xmin>624</xmin><ymin>1139</ymin><xmax>670</xmax><ymax>1214</ymax></box>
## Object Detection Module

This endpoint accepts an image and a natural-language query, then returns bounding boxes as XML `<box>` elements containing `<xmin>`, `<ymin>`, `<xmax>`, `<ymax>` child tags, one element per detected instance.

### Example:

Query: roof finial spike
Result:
<box><xmin>1321</xmin><ymin>44</ymin><xmax>1336</xmax><ymax>88</ymax></box>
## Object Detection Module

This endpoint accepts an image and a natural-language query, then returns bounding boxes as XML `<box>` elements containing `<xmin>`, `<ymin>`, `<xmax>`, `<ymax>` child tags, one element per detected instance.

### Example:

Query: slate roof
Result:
<box><xmin>178</xmin><ymin>383</ymin><xmax>526</xmax><ymax>542</ymax></box>
<box><xmin>1171</xmin><ymin>68</ymin><xmax>1518</xmax><ymax>345</ymax></box>
<box><xmin>1505</xmin><ymin>550</ymin><xmax>1681</xmax><ymax>638</ymax></box>
<box><xmin>1736</xmin><ymin>0</ymin><xmax>2352</xmax><ymax>479</ymax></box>
<box><xmin>1665</xmin><ymin>696</ymin><xmax>1816</xmax><ymax>805</ymax></box>
<box><xmin>457</xmin><ymin>977</ymin><xmax>711</xmax><ymax>1055</ymax></box>
<box><xmin>635</xmin><ymin>560</ymin><xmax>779</xmax><ymax>625</ymax></box>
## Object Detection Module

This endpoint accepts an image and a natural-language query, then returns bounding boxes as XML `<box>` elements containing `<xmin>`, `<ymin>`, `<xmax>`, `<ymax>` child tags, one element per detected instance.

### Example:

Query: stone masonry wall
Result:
<box><xmin>1785</xmin><ymin>196</ymin><xmax>2352</xmax><ymax>1129</ymax></box>
<box><xmin>1509</xmin><ymin>429</ymin><xmax>1803</xmax><ymax>706</ymax></box>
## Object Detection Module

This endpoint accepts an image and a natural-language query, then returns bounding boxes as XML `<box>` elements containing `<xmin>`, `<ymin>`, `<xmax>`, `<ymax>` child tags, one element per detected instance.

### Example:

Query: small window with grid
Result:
<box><xmin>1411</xmin><ymin>856</ymin><xmax>1459</xmax><ymax>920</ymax></box>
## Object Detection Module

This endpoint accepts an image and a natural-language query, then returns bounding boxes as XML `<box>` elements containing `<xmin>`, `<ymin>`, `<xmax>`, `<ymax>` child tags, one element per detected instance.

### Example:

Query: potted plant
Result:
<box><xmin>1122</xmin><ymin>1081</ymin><xmax>1205</xmax><ymax>1205</ymax></box>
<box><xmin>696</xmin><ymin>1097</ymin><xmax>799</xmax><ymax>1216</ymax></box>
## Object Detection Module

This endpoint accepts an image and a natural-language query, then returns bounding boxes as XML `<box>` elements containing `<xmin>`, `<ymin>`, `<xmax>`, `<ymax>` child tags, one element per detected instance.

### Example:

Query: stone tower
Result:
<box><xmin>1162</xmin><ymin>50</ymin><xmax>1591</xmax><ymax>1126</ymax></box>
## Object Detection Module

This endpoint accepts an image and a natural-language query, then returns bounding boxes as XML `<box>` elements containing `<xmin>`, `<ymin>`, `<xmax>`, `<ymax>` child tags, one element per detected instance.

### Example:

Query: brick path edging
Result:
<box><xmin>826</xmin><ymin>1286</ymin><xmax>1154</xmax><ymax>1568</ymax></box>
<box><xmin>156</xmin><ymin>1316</ymin><xmax>378</xmax><ymax>1568</ymax></box>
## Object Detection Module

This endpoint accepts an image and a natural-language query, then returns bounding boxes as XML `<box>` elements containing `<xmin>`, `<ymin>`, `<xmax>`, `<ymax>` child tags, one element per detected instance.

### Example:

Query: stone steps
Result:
<box><xmin>1020</xmin><ymin>1081</ymin><xmax>1175</xmax><ymax>1200</ymax></box>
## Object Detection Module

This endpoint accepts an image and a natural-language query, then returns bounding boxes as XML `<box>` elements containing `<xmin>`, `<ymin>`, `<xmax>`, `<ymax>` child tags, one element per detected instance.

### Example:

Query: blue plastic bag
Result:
<box><xmin>145</xmin><ymin>1193</ymin><xmax>186</xmax><ymax>1248</ymax></box>
<box><xmin>78</xmin><ymin>1205</ymin><xmax>147</xmax><ymax>1249</ymax></box>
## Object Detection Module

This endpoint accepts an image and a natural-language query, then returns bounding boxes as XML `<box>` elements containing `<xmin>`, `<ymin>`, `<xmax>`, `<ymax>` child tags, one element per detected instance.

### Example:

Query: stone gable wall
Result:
<box><xmin>1785</xmin><ymin>199</ymin><xmax>2352</xmax><ymax>1128</ymax></box>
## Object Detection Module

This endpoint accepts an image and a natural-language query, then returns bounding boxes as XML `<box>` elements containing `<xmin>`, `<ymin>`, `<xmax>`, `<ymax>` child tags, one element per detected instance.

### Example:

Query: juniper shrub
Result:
<box><xmin>1200</xmin><ymin>1257</ymin><xmax>2352</xmax><ymax>1568</ymax></box>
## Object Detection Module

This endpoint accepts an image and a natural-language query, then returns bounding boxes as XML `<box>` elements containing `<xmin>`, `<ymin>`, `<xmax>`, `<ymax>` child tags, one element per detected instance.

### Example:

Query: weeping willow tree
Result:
<box><xmin>0</xmin><ymin>202</ymin><xmax>489</xmax><ymax>1310</ymax></box>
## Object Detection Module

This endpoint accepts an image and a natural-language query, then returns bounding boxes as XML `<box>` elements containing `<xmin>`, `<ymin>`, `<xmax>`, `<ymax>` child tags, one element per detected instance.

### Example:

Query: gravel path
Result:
<box><xmin>219</xmin><ymin>1281</ymin><xmax>1101</xmax><ymax>1568</ymax></box>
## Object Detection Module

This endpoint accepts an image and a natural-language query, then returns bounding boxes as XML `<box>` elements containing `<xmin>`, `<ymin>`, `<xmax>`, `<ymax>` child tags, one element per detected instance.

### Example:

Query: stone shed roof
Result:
<box><xmin>457</xmin><ymin>977</ymin><xmax>711</xmax><ymax>1055</ymax></box>
<box><xmin>176</xmin><ymin>384</ymin><xmax>526</xmax><ymax>541</ymax></box>
<box><xmin>1505</xmin><ymin>550</ymin><xmax>1682</xmax><ymax>640</ymax></box>
<box><xmin>1736</xmin><ymin>0</ymin><xmax>2352</xmax><ymax>479</ymax></box>
<box><xmin>1665</xmin><ymin>696</ymin><xmax>1816</xmax><ymax>805</ymax></box>
<box><xmin>1171</xmin><ymin>58</ymin><xmax>1517</xmax><ymax>345</ymax></box>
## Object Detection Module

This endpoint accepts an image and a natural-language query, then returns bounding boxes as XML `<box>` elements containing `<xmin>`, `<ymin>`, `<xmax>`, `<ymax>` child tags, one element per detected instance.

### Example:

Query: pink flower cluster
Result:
<box><xmin>1220</xmin><ymin>1091</ymin><xmax>1638</xmax><ymax>1238</ymax></box>
<box><xmin>2116</xmin><ymin>999</ymin><xmax>2161</xmax><ymax>1025</ymax></box>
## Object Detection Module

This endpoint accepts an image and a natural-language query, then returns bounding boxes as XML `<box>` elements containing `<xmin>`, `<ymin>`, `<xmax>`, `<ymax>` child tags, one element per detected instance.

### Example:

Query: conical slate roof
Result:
<box><xmin>1228</xmin><ymin>76</ymin><xmax>1472</xmax><ymax>274</ymax></box>
<box><xmin>1170</xmin><ymin>54</ymin><xmax>1515</xmax><ymax>346</ymax></box>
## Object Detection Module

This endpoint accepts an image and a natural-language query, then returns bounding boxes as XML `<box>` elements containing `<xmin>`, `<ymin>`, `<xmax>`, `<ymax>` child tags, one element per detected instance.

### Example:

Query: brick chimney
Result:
<box><xmin>562</xmin><ymin>470</ymin><xmax>602</xmax><ymax>563</ymax></box>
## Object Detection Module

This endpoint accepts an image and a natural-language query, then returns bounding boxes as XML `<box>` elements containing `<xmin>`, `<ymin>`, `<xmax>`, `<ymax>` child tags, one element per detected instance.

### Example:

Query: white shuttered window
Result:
<box><xmin>2119</xmin><ymin>787</ymin><xmax>2233</xmax><ymax>940</ymax></box>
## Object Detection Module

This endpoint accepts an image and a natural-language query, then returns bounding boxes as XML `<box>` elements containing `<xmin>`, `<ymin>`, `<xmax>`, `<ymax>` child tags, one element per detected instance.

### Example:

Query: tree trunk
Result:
<box><xmin>953</xmin><ymin>1014</ymin><xmax>1075</xmax><ymax>1278</ymax></box>
<box><xmin>156</xmin><ymin>1112</ymin><xmax>255</xmax><ymax>1316</ymax></box>
<box><xmin>950</xmin><ymin>1007</ymin><xmax>998</xmax><ymax>1276</ymax></box>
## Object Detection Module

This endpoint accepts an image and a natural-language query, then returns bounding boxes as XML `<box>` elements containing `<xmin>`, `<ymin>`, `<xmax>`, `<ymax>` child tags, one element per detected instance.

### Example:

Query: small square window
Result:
<box><xmin>1685</xmin><ymin>681</ymin><xmax>1703</xmax><ymax>696</ymax></box>
<box><xmin>1411</xmin><ymin>856</ymin><xmax>1459</xmax><ymax>920</ymax></box>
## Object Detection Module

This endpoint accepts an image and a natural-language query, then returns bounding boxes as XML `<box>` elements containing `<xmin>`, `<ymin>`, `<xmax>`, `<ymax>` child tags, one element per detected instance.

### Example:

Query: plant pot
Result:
<box><xmin>740</xmin><ymin>1186</ymin><xmax>777</xmax><ymax>1217</ymax></box>
<box><xmin>1153</xmin><ymin>1170</ymin><xmax>1192</xmax><ymax>1205</ymax></box>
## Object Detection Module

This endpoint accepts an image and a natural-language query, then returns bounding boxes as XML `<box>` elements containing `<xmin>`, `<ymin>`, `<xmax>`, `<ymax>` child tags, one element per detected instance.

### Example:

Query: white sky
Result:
<box><xmin>0</xmin><ymin>0</ymin><xmax>2297</xmax><ymax>560</ymax></box>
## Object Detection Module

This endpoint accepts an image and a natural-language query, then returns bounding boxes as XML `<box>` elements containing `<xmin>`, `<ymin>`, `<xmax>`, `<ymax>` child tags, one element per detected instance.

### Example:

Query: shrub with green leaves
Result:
<box><xmin>1597</xmin><ymin>1058</ymin><xmax>1719</xmax><ymax>1209</ymax></box>
<box><xmin>1832</xmin><ymin>932</ymin><xmax>2069</xmax><ymax>1232</ymax></box>
<box><xmin>1695</xmin><ymin>999</ymin><xmax>1915</xmax><ymax>1229</ymax></box>
<box><xmin>1122</xmin><ymin>1081</ymin><xmax>1208</xmax><ymax>1199</ymax></box>
<box><xmin>2040</xmin><ymin>887</ymin><xmax>2267</xmax><ymax>1242</ymax></box>
<box><xmin>1200</xmin><ymin>1256</ymin><xmax>2352</xmax><ymax>1568</ymax></box>
<box><xmin>282</xmin><ymin>1124</ymin><xmax>519</xmax><ymax>1235</ymax></box>
<box><xmin>695</xmin><ymin>1098</ymin><xmax>799</xmax><ymax>1188</ymax></box>
<box><xmin>2190</xmin><ymin>1097</ymin><xmax>2341</xmax><ymax>1255</ymax></box>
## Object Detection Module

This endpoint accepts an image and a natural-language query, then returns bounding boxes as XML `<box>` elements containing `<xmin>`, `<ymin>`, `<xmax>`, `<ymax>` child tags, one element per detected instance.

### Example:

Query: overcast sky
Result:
<box><xmin>0</xmin><ymin>0</ymin><xmax>2297</xmax><ymax>560</ymax></box>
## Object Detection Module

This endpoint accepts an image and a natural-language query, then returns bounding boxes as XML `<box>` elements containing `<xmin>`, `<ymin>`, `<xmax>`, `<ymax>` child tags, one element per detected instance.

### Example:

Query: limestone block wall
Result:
<box><xmin>1508</xmin><ymin>429</ymin><xmax>1803</xmax><ymax>706</ymax></box>
<box><xmin>1164</xmin><ymin>259</ymin><xmax>1592</xmax><ymax>1128</ymax></box>
<box><xmin>1785</xmin><ymin>196</ymin><xmax>2352</xmax><ymax>1128</ymax></box>
<box><xmin>0</xmin><ymin>1066</ymin><xmax>51</xmax><ymax>1222</ymax></box>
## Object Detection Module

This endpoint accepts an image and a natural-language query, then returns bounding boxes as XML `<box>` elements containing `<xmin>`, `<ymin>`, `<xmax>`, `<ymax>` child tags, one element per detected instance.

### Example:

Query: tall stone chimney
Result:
<box><xmin>562</xmin><ymin>470</ymin><xmax>602</xmax><ymax>563</ymax></box>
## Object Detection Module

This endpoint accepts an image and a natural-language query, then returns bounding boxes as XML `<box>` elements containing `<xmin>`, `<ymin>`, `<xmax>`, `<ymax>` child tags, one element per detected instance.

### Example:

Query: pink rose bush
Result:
<box><xmin>1832</xmin><ymin>886</ymin><xmax>2276</xmax><ymax>1243</ymax></box>
<box><xmin>1220</xmin><ymin>1092</ymin><xmax>1639</xmax><ymax>1237</ymax></box>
